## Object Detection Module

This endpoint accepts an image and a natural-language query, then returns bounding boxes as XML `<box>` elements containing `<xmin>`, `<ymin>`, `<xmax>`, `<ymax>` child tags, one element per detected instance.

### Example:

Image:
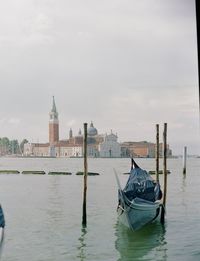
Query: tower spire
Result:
<box><xmin>69</xmin><ymin>128</ymin><xmax>73</xmax><ymax>139</ymax></box>
<box><xmin>49</xmin><ymin>96</ymin><xmax>58</xmax><ymax>121</ymax></box>
<box><xmin>51</xmin><ymin>96</ymin><xmax>57</xmax><ymax>113</ymax></box>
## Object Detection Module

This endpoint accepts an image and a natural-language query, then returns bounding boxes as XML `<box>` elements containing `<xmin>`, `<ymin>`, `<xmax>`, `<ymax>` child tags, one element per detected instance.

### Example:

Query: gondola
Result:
<box><xmin>0</xmin><ymin>204</ymin><xmax>5</xmax><ymax>254</ymax></box>
<box><xmin>115</xmin><ymin>159</ymin><xmax>163</xmax><ymax>231</ymax></box>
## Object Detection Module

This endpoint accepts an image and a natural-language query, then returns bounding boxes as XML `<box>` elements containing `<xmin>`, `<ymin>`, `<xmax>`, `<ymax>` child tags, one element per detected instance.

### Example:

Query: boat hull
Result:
<box><xmin>117</xmin><ymin>198</ymin><xmax>161</xmax><ymax>231</ymax></box>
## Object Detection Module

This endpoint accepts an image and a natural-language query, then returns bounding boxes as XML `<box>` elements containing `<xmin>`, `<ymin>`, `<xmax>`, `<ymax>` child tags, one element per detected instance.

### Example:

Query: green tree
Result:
<box><xmin>20</xmin><ymin>139</ymin><xmax>28</xmax><ymax>154</ymax></box>
<box><xmin>9</xmin><ymin>140</ymin><xmax>20</xmax><ymax>154</ymax></box>
<box><xmin>0</xmin><ymin>137</ymin><xmax>10</xmax><ymax>155</ymax></box>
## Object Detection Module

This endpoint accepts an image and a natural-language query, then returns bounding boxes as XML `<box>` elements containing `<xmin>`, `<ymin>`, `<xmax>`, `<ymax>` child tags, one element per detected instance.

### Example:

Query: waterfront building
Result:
<box><xmin>23</xmin><ymin>98</ymin><xmax>172</xmax><ymax>158</ymax></box>
<box><xmin>120</xmin><ymin>141</ymin><xmax>172</xmax><ymax>158</ymax></box>
<box><xmin>23</xmin><ymin>142</ymin><xmax>49</xmax><ymax>157</ymax></box>
<box><xmin>99</xmin><ymin>131</ymin><xmax>121</xmax><ymax>157</ymax></box>
<box><xmin>87</xmin><ymin>122</ymin><xmax>104</xmax><ymax>157</ymax></box>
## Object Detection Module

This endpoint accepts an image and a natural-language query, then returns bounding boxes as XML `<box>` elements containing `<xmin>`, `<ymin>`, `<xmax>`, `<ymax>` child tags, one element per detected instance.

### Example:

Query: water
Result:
<box><xmin>0</xmin><ymin>157</ymin><xmax>200</xmax><ymax>261</ymax></box>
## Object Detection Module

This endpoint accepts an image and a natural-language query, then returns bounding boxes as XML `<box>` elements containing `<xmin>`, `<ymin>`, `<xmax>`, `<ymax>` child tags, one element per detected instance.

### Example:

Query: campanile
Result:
<box><xmin>49</xmin><ymin>96</ymin><xmax>59</xmax><ymax>145</ymax></box>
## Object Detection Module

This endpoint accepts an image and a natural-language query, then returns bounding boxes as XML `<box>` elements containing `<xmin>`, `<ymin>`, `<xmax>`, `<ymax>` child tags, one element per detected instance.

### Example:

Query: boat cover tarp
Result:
<box><xmin>123</xmin><ymin>167</ymin><xmax>162</xmax><ymax>202</ymax></box>
<box><xmin>0</xmin><ymin>205</ymin><xmax>5</xmax><ymax>228</ymax></box>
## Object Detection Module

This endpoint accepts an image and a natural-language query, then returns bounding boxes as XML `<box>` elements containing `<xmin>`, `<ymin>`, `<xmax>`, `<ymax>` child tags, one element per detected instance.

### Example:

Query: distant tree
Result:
<box><xmin>20</xmin><ymin>139</ymin><xmax>28</xmax><ymax>154</ymax></box>
<box><xmin>0</xmin><ymin>137</ymin><xmax>28</xmax><ymax>155</ymax></box>
<box><xmin>0</xmin><ymin>137</ymin><xmax>10</xmax><ymax>155</ymax></box>
<box><xmin>9</xmin><ymin>140</ymin><xmax>20</xmax><ymax>154</ymax></box>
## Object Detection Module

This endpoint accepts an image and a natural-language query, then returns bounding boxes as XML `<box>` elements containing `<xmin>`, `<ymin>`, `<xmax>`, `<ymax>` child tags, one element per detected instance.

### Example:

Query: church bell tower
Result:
<box><xmin>49</xmin><ymin>96</ymin><xmax>59</xmax><ymax>145</ymax></box>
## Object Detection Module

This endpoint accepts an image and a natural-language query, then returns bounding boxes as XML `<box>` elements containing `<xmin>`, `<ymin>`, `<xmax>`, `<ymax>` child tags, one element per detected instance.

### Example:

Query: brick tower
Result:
<box><xmin>49</xmin><ymin>96</ymin><xmax>59</xmax><ymax>145</ymax></box>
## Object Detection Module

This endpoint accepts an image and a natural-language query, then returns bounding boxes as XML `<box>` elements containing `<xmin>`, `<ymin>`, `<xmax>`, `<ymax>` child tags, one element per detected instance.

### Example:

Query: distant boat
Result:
<box><xmin>115</xmin><ymin>159</ymin><xmax>163</xmax><ymax>231</ymax></box>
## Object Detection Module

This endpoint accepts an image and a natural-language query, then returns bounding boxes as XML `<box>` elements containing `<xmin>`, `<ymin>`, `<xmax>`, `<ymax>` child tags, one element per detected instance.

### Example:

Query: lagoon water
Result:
<box><xmin>0</xmin><ymin>157</ymin><xmax>200</xmax><ymax>261</ymax></box>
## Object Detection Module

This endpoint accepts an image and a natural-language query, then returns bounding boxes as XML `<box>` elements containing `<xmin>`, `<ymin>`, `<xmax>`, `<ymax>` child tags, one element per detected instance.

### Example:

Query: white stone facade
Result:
<box><xmin>54</xmin><ymin>144</ymin><xmax>83</xmax><ymax>157</ymax></box>
<box><xmin>99</xmin><ymin>132</ymin><xmax>121</xmax><ymax>158</ymax></box>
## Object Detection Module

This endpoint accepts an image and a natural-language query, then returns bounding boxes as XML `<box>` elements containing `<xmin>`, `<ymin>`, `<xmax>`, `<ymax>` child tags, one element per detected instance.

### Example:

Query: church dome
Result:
<box><xmin>88</xmin><ymin>121</ymin><xmax>98</xmax><ymax>136</ymax></box>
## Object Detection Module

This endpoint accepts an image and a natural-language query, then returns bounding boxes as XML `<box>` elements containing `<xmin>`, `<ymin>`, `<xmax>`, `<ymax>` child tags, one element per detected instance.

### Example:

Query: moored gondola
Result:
<box><xmin>115</xmin><ymin>159</ymin><xmax>163</xmax><ymax>231</ymax></box>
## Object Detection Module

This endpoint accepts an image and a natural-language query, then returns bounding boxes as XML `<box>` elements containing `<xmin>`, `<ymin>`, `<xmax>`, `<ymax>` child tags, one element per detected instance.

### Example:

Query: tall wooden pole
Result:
<box><xmin>163</xmin><ymin>123</ymin><xmax>167</xmax><ymax>208</ymax></box>
<box><xmin>82</xmin><ymin>123</ymin><xmax>88</xmax><ymax>226</ymax></box>
<box><xmin>160</xmin><ymin>123</ymin><xmax>167</xmax><ymax>224</ymax></box>
<box><xmin>195</xmin><ymin>0</ymin><xmax>200</xmax><ymax>114</ymax></box>
<box><xmin>156</xmin><ymin>124</ymin><xmax>159</xmax><ymax>183</ymax></box>
<box><xmin>161</xmin><ymin>123</ymin><xmax>167</xmax><ymax>224</ymax></box>
<box><xmin>183</xmin><ymin>146</ymin><xmax>187</xmax><ymax>174</ymax></box>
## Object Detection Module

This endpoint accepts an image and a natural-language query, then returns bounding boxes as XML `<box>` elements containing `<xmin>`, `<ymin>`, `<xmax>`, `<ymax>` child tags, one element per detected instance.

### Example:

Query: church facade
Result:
<box><xmin>99</xmin><ymin>132</ymin><xmax>121</xmax><ymax>158</ymax></box>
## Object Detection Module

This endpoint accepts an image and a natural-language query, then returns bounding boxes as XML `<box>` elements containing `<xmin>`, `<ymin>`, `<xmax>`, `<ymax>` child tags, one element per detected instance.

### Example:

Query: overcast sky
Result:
<box><xmin>0</xmin><ymin>0</ymin><xmax>199</xmax><ymax>155</ymax></box>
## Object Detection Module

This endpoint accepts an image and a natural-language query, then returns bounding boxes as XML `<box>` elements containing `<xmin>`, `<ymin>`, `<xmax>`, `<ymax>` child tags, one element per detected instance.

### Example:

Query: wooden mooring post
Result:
<box><xmin>82</xmin><ymin>123</ymin><xmax>88</xmax><ymax>227</ymax></box>
<box><xmin>161</xmin><ymin>123</ymin><xmax>167</xmax><ymax>224</ymax></box>
<box><xmin>156</xmin><ymin>124</ymin><xmax>159</xmax><ymax>183</ymax></box>
<box><xmin>183</xmin><ymin>146</ymin><xmax>187</xmax><ymax>174</ymax></box>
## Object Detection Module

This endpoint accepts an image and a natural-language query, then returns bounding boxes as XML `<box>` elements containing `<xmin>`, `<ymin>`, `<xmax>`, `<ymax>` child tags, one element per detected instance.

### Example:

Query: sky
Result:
<box><xmin>0</xmin><ymin>0</ymin><xmax>199</xmax><ymax>155</ymax></box>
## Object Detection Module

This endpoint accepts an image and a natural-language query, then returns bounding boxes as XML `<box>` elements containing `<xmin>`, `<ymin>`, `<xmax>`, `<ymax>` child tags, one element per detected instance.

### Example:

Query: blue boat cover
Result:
<box><xmin>0</xmin><ymin>205</ymin><xmax>5</xmax><ymax>228</ymax></box>
<box><xmin>123</xmin><ymin>167</ymin><xmax>162</xmax><ymax>202</ymax></box>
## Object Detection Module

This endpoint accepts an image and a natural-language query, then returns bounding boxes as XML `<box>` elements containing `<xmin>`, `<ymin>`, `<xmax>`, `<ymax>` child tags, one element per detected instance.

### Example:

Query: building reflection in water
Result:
<box><xmin>115</xmin><ymin>221</ymin><xmax>167</xmax><ymax>261</ymax></box>
<box><xmin>47</xmin><ymin>177</ymin><xmax>65</xmax><ymax>224</ymax></box>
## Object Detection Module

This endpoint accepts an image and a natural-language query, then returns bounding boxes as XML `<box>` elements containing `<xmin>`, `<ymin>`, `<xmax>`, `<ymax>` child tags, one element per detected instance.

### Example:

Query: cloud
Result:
<box><xmin>8</xmin><ymin>118</ymin><xmax>21</xmax><ymax>125</ymax></box>
<box><xmin>0</xmin><ymin>118</ymin><xmax>21</xmax><ymax>125</ymax></box>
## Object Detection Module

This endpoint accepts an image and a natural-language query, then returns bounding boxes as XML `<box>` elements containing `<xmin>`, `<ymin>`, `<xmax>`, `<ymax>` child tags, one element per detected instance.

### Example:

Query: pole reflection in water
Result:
<box><xmin>180</xmin><ymin>174</ymin><xmax>188</xmax><ymax>219</ymax></box>
<box><xmin>181</xmin><ymin>174</ymin><xmax>186</xmax><ymax>193</ymax></box>
<box><xmin>115</xmin><ymin>221</ymin><xmax>167</xmax><ymax>261</ymax></box>
<box><xmin>77</xmin><ymin>227</ymin><xmax>87</xmax><ymax>261</ymax></box>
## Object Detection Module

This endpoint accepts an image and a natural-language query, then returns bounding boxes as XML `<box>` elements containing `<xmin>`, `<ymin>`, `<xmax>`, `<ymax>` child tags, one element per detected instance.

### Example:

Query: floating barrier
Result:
<box><xmin>48</xmin><ymin>172</ymin><xmax>72</xmax><ymax>175</ymax></box>
<box><xmin>21</xmin><ymin>171</ymin><xmax>46</xmax><ymax>175</ymax></box>
<box><xmin>0</xmin><ymin>170</ymin><xmax>20</xmax><ymax>174</ymax></box>
<box><xmin>149</xmin><ymin>170</ymin><xmax>171</xmax><ymax>175</ymax></box>
<box><xmin>76</xmin><ymin>171</ymin><xmax>100</xmax><ymax>176</ymax></box>
<box><xmin>0</xmin><ymin>170</ymin><xmax>101</xmax><ymax>176</ymax></box>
